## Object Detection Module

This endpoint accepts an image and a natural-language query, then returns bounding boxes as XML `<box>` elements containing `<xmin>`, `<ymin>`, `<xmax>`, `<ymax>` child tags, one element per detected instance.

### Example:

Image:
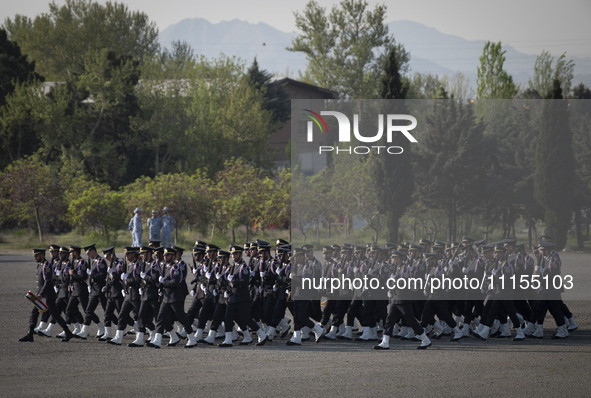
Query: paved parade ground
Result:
<box><xmin>1</xmin><ymin>250</ymin><xmax>591</xmax><ymax>397</ymax></box>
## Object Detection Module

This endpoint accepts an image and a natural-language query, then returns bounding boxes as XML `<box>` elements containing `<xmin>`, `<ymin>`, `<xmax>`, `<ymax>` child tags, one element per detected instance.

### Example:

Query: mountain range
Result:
<box><xmin>159</xmin><ymin>18</ymin><xmax>591</xmax><ymax>92</ymax></box>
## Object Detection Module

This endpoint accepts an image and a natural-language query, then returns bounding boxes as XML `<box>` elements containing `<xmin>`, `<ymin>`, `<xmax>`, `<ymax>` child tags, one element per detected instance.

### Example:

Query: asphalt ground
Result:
<box><xmin>1</xmin><ymin>250</ymin><xmax>591</xmax><ymax>397</ymax></box>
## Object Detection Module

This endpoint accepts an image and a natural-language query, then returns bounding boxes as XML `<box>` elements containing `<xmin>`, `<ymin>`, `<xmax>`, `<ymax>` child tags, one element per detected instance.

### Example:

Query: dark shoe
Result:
<box><xmin>62</xmin><ymin>330</ymin><xmax>75</xmax><ymax>342</ymax></box>
<box><xmin>416</xmin><ymin>342</ymin><xmax>431</xmax><ymax>350</ymax></box>
<box><xmin>218</xmin><ymin>343</ymin><xmax>233</xmax><ymax>347</ymax></box>
<box><xmin>19</xmin><ymin>333</ymin><xmax>34</xmax><ymax>342</ymax></box>
<box><xmin>373</xmin><ymin>345</ymin><xmax>389</xmax><ymax>350</ymax></box>
<box><xmin>256</xmin><ymin>336</ymin><xmax>269</xmax><ymax>346</ymax></box>
<box><xmin>128</xmin><ymin>343</ymin><xmax>144</xmax><ymax>347</ymax></box>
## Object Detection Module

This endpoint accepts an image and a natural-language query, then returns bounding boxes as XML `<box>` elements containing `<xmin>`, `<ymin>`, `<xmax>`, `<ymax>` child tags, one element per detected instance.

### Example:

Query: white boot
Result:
<box><xmin>151</xmin><ymin>332</ymin><xmax>162</xmax><ymax>348</ymax></box>
<box><xmin>34</xmin><ymin>322</ymin><xmax>47</xmax><ymax>334</ymax></box>
<box><xmin>256</xmin><ymin>328</ymin><xmax>269</xmax><ymax>346</ymax></box>
<box><xmin>108</xmin><ymin>329</ymin><xmax>124</xmax><ymax>345</ymax></box>
<box><xmin>278</xmin><ymin>318</ymin><xmax>290</xmax><ymax>335</ymax></box>
<box><xmin>99</xmin><ymin>326</ymin><xmax>112</xmax><ymax>341</ymax></box>
<box><xmin>128</xmin><ymin>331</ymin><xmax>144</xmax><ymax>347</ymax></box>
<box><xmin>369</xmin><ymin>326</ymin><xmax>378</xmax><ymax>341</ymax></box>
<box><xmin>40</xmin><ymin>323</ymin><xmax>54</xmax><ymax>337</ymax></box>
<box><xmin>516</xmin><ymin>313</ymin><xmax>524</xmax><ymax>327</ymax></box>
<box><xmin>567</xmin><ymin>317</ymin><xmax>578</xmax><ymax>331</ymax></box>
<box><xmin>204</xmin><ymin>320</ymin><xmax>212</xmax><ymax>333</ymax></box>
<box><xmin>335</xmin><ymin>322</ymin><xmax>346</xmax><ymax>337</ymax></box>
<box><xmin>476</xmin><ymin>325</ymin><xmax>490</xmax><ymax>341</ymax></box>
<box><xmin>341</xmin><ymin>325</ymin><xmax>353</xmax><ymax>340</ymax></box>
<box><xmin>391</xmin><ymin>323</ymin><xmax>400</xmax><ymax>336</ymax></box>
<box><xmin>77</xmin><ymin>324</ymin><xmax>89</xmax><ymax>339</ymax></box>
<box><xmin>185</xmin><ymin>332</ymin><xmax>197</xmax><ymax>348</ymax></box>
<box><xmin>312</xmin><ymin>323</ymin><xmax>324</xmax><ymax>343</ymax></box>
<box><xmin>513</xmin><ymin>327</ymin><xmax>526</xmax><ymax>341</ymax></box>
<box><xmin>195</xmin><ymin>328</ymin><xmax>204</xmax><ymax>342</ymax></box>
<box><xmin>523</xmin><ymin>321</ymin><xmax>536</xmax><ymax>336</ymax></box>
<box><xmin>177</xmin><ymin>327</ymin><xmax>187</xmax><ymax>339</ymax></box>
<box><xmin>146</xmin><ymin>329</ymin><xmax>155</xmax><ymax>344</ymax></box>
<box><xmin>451</xmin><ymin>326</ymin><xmax>463</xmax><ymax>341</ymax></box>
<box><xmin>403</xmin><ymin>327</ymin><xmax>416</xmax><ymax>341</ymax></box>
<box><xmin>374</xmin><ymin>334</ymin><xmax>390</xmax><ymax>350</ymax></box>
<box><xmin>72</xmin><ymin>323</ymin><xmax>81</xmax><ymax>335</ymax></box>
<box><xmin>423</xmin><ymin>324</ymin><xmax>433</xmax><ymax>335</ymax></box>
<box><xmin>203</xmin><ymin>329</ymin><xmax>217</xmax><ymax>345</ymax></box>
<box><xmin>552</xmin><ymin>324</ymin><xmax>569</xmax><ymax>339</ymax></box>
<box><xmin>324</xmin><ymin>326</ymin><xmax>338</xmax><ymax>340</ymax></box>
<box><xmin>490</xmin><ymin>319</ymin><xmax>500</xmax><ymax>336</ymax></box>
<box><xmin>231</xmin><ymin>326</ymin><xmax>239</xmax><ymax>341</ymax></box>
<box><xmin>417</xmin><ymin>332</ymin><xmax>431</xmax><ymax>349</ymax></box>
<box><xmin>216</xmin><ymin>324</ymin><xmax>225</xmax><ymax>338</ymax></box>
<box><xmin>441</xmin><ymin>321</ymin><xmax>452</xmax><ymax>335</ymax></box>
<box><xmin>356</xmin><ymin>326</ymin><xmax>371</xmax><ymax>341</ymax></box>
<box><xmin>240</xmin><ymin>329</ymin><xmax>253</xmax><ymax>345</ymax></box>
<box><xmin>301</xmin><ymin>326</ymin><xmax>310</xmax><ymax>341</ymax></box>
<box><xmin>57</xmin><ymin>325</ymin><xmax>68</xmax><ymax>338</ymax></box>
<box><xmin>532</xmin><ymin>324</ymin><xmax>544</xmax><ymax>339</ymax></box>
<box><xmin>126</xmin><ymin>321</ymin><xmax>138</xmax><ymax>336</ymax></box>
<box><xmin>431</xmin><ymin>322</ymin><xmax>443</xmax><ymax>339</ymax></box>
<box><xmin>167</xmin><ymin>330</ymin><xmax>180</xmax><ymax>346</ymax></box>
<box><xmin>376</xmin><ymin>320</ymin><xmax>384</xmax><ymax>333</ymax></box>
<box><xmin>474</xmin><ymin>323</ymin><xmax>484</xmax><ymax>334</ymax></box>
<box><xmin>219</xmin><ymin>332</ymin><xmax>233</xmax><ymax>347</ymax></box>
<box><xmin>267</xmin><ymin>326</ymin><xmax>276</xmax><ymax>342</ymax></box>
<box><xmin>286</xmin><ymin>330</ymin><xmax>302</xmax><ymax>346</ymax></box>
<box><xmin>96</xmin><ymin>321</ymin><xmax>105</xmax><ymax>338</ymax></box>
<box><xmin>461</xmin><ymin>323</ymin><xmax>470</xmax><ymax>337</ymax></box>
<box><xmin>499</xmin><ymin>322</ymin><xmax>512</xmax><ymax>338</ymax></box>
<box><xmin>396</xmin><ymin>326</ymin><xmax>409</xmax><ymax>338</ymax></box>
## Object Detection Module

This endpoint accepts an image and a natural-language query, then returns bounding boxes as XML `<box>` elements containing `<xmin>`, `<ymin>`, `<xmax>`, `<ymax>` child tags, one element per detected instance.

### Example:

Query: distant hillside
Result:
<box><xmin>159</xmin><ymin>18</ymin><xmax>591</xmax><ymax>90</ymax></box>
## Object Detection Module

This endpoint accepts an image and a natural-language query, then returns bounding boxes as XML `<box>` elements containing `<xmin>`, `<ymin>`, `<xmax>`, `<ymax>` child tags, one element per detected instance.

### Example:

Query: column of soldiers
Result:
<box><xmin>21</xmin><ymin>236</ymin><xmax>578</xmax><ymax>350</ymax></box>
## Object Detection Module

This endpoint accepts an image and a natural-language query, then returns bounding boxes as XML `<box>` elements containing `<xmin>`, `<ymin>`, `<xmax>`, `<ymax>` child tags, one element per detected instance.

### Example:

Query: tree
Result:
<box><xmin>247</xmin><ymin>58</ymin><xmax>290</xmax><ymax>124</ymax></box>
<box><xmin>288</xmin><ymin>0</ymin><xmax>406</xmax><ymax>98</ymax></box>
<box><xmin>0</xmin><ymin>155</ymin><xmax>65</xmax><ymax>241</ymax></box>
<box><xmin>4</xmin><ymin>0</ymin><xmax>159</xmax><ymax>81</ymax></box>
<box><xmin>528</xmin><ymin>50</ymin><xmax>574</xmax><ymax>98</ymax></box>
<box><xmin>370</xmin><ymin>45</ymin><xmax>413</xmax><ymax>243</ymax></box>
<box><xmin>533</xmin><ymin>80</ymin><xmax>575</xmax><ymax>250</ymax></box>
<box><xmin>476</xmin><ymin>41</ymin><xmax>517</xmax><ymax>99</ymax></box>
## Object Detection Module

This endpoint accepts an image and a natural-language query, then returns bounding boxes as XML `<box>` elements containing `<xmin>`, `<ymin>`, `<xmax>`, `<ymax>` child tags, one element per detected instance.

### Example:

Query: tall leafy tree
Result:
<box><xmin>476</xmin><ymin>41</ymin><xmax>517</xmax><ymax>99</ymax></box>
<box><xmin>533</xmin><ymin>80</ymin><xmax>575</xmax><ymax>250</ymax></box>
<box><xmin>288</xmin><ymin>0</ymin><xmax>406</xmax><ymax>98</ymax></box>
<box><xmin>4</xmin><ymin>0</ymin><xmax>159</xmax><ymax>81</ymax></box>
<box><xmin>247</xmin><ymin>58</ymin><xmax>290</xmax><ymax>124</ymax></box>
<box><xmin>528</xmin><ymin>50</ymin><xmax>574</xmax><ymax>98</ymax></box>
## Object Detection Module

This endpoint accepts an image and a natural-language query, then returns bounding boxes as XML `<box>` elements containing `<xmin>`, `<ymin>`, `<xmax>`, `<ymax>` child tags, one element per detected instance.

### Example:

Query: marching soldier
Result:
<box><xmin>33</xmin><ymin>244</ymin><xmax>60</xmax><ymax>334</ymax></box>
<box><xmin>19</xmin><ymin>248</ymin><xmax>74</xmax><ymax>342</ymax></box>
<box><xmin>64</xmin><ymin>245</ymin><xmax>88</xmax><ymax>336</ymax></box>
<box><xmin>39</xmin><ymin>246</ymin><xmax>71</xmax><ymax>337</ymax></box>
<box><xmin>99</xmin><ymin>246</ymin><xmax>124</xmax><ymax>341</ymax></box>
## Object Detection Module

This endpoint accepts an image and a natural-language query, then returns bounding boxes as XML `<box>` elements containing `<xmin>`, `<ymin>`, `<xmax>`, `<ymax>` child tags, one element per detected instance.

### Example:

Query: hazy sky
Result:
<box><xmin>3</xmin><ymin>0</ymin><xmax>591</xmax><ymax>57</ymax></box>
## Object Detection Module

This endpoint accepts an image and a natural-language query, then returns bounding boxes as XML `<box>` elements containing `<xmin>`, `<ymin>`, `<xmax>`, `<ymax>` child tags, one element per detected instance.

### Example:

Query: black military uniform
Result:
<box><xmin>65</xmin><ymin>245</ymin><xmax>89</xmax><ymax>330</ymax></box>
<box><xmin>78</xmin><ymin>244</ymin><xmax>108</xmax><ymax>338</ymax></box>
<box><xmin>100</xmin><ymin>247</ymin><xmax>124</xmax><ymax>340</ymax></box>
<box><xmin>19</xmin><ymin>248</ymin><xmax>74</xmax><ymax>342</ymax></box>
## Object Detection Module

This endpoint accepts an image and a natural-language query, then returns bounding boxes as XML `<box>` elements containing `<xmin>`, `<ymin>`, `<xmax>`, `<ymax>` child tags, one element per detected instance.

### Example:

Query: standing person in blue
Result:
<box><xmin>19</xmin><ymin>248</ymin><xmax>74</xmax><ymax>342</ymax></box>
<box><xmin>128</xmin><ymin>207</ymin><xmax>143</xmax><ymax>247</ymax></box>
<box><xmin>147</xmin><ymin>209</ymin><xmax>162</xmax><ymax>243</ymax></box>
<box><xmin>161</xmin><ymin>207</ymin><xmax>174</xmax><ymax>247</ymax></box>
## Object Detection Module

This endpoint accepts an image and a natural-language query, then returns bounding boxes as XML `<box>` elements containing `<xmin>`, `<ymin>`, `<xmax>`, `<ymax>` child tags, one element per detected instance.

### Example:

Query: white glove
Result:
<box><xmin>492</xmin><ymin>268</ymin><xmax>498</xmax><ymax>276</ymax></box>
<box><xmin>122</xmin><ymin>290</ymin><xmax>126</xmax><ymax>297</ymax></box>
<box><xmin>250</xmin><ymin>271</ymin><xmax>255</xmax><ymax>277</ymax></box>
<box><xmin>260</xmin><ymin>271</ymin><xmax>266</xmax><ymax>278</ymax></box>
<box><xmin>205</xmin><ymin>272</ymin><xmax>212</xmax><ymax>279</ymax></box>
<box><xmin>140</xmin><ymin>272</ymin><xmax>146</xmax><ymax>279</ymax></box>
<box><xmin>200</xmin><ymin>283</ymin><xmax>207</xmax><ymax>292</ymax></box>
<box><xmin>273</xmin><ymin>285</ymin><xmax>278</xmax><ymax>292</ymax></box>
<box><xmin>462</xmin><ymin>267</ymin><xmax>469</xmax><ymax>274</ymax></box>
<box><xmin>158</xmin><ymin>276</ymin><xmax>165</xmax><ymax>283</ymax></box>
<box><xmin>54</xmin><ymin>286</ymin><xmax>59</xmax><ymax>293</ymax></box>
<box><xmin>258</xmin><ymin>286</ymin><xmax>263</xmax><ymax>294</ymax></box>
<box><xmin>387</xmin><ymin>291</ymin><xmax>392</xmax><ymax>298</ymax></box>
<box><xmin>228</xmin><ymin>274</ymin><xmax>235</xmax><ymax>281</ymax></box>
<box><xmin>215</xmin><ymin>272</ymin><xmax>222</xmax><ymax>279</ymax></box>
<box><xmin>56</xmin><ymin>270</ymin><xmax>62</xmax><ymax>277</ymax></box>
<box><xmin>121</xmin><ymin>273</ymin><xmax>128</xmax><ymax>281</ymax></box>
<box><xmin>224</xmin><ymin>291</ymin><xmax>230</xmax><ymax>298</ymax></box>
<box><xmin>192</xmin><ymin>268</ymin><xmax>198</xmax><ymax>275</ymax></box>
<box><xmin>158</xmin><ymin>291</ymin><xmax>163</xmax><ymax>296</ymax></box>
<box><xmin>276</xmin><ymin>267</ymin><xmax>283</xmax><ymax>275</ymax></box>
<box><xmin>353</xmin><ymin>267</ymin><xmax>360</xmax><ymax>274</ymax></box>
<box><xmin>285</xmin><ymin>289</ymin><xmax>290</xmax><ymax>295</ymax></box>
<box><xmin>87</xmin><ymin>285</ymin><xmax>91</xmax><ymax>293</ymax></box>
<box><xmin>86</xmin><ymin>268</ymin><xmax>92</xmax><ymax>275</ymax></box>
<box><xmin>139</xmin><ymin>288</ymin><xmax>144</xmax><ymax>295</ymax></box>
<box><xmin>289</xmin><ymin>273</ymin><xmax>295</xmax><ymax>279</ymax></box>
<box><xmin>213</xmin><ymin>289</ymin><xmax>217</xmax><ymax>296</ymax></box>
<box><xmin>107</xmin><ymin>268</ymin><xmax>114</xmax><ymax>274</ymax></box>
<box><xmin>190</xmin><ymin>290</ymin><xmax>195</xmax><ymax>297</ymax></box>
<box><xmin>101</xmin><ymin>286</ymin><xmax>106</xmax><ymax>293</ymax></box>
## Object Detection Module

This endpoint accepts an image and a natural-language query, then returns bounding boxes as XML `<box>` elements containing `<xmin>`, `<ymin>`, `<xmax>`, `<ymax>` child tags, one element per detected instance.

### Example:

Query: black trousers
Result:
<box><xmin>250</xmin><ymin>293</ymin><xmax>262</xmax><ymax>322</ymax></box>
<box><xmin>293</xmin><ymin>300</ymin><xmax>314</xmax><ymax>331</ymax></box>
<box><xmin>262</xmin><ymin>293</ymin><xmax>277</xmax><ymax>325</ymax></box>
<box><xmin>186</xmin><ymin>297</ymin><xmax>203</xmax><ymax>324</ymax></box>
<box><xmin>320</xmin><ymin>300</ymin><xmax>337</xmax><ymax>326</ymax></box>
<box><xmin>482</xmin><ymin>300</ymin><xmax>520</xmax><ymax>328</ymax></box>
<box><xmin>224</xmin><ymin>300</ymin><xmax>259</xmax><ymax>333</ymax></box>
<box><xmin>346</xmin><ymin>299</ymin><xmax>362</xmax><ymax>327</ymax></box>
<box><xmin>65</xmin><ymin>294</ymin><xmax>88</xmax><ymax>324</ymax></box>
<box><xmin>309</xmin><ymin>300</ymin><xmax>322</xmax><ymax>322</ymax></box>
<box><xmin>48</xmin><ymin>296</ymin><xmax>68</xmax><ymax>325</ymax></box>
<box><xmin>103</xmin><ymin>297</ymin><xmax>122</xmax><ymax>327</ymax></box>
<box><xmin>196</xmin><ymin>297</ymin><xmax>215</xmax><ymax>329</ymax></box>
<box><xmin>28</xmin><ymin>295</ymin><xmax>68</xmax><ymax>333</ymax></box>
<box><xmin>138</xmin><ymin>299</ymin><xmax>159</xmax><ymax>333</ymax></box>
<box><xmin>386</xmin><ymin>301</ymin><xmax>423</xmax><ymax>336</ymax></box>
<box><xmin>463</xmin><ymin>299</ymin><xmax>484</xmax><ymax>323</ymax></box>
<box><xmin>420</xmin><ymin>300</ymin><xmax>457</xmax><ymax>329</ymax></box>
<box><xmin>155</xmin><ymin>301</ymin><xmax>193</xmax><ymax>334</ymax></box>
<box><xmin>210</xmin><ymin>302</ymin><xmax>226</xmax><ymax>330</ymax></box>
<box><xmin>116</xmin><ymin>298</ymin><xmax>140</xmax><ymax>330</ymax></box>
<box><xmin>83</xmin><ymin>295</ymin><xmax>103</xmax><ymax>326</ymax></box>
<box><xmin>361</xmin><ymin>300</ymin><xmax>377</xmax><ymax>327</ymax></box>
<box><xmin>270</xmin><ymin>298</ymin><xmax>288</xmax><ymax>328</ymax></box>
<box><xmin>535</xmin><ymin>300</ymin><xmax>565</xmax><ymax>326</ymax></box>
